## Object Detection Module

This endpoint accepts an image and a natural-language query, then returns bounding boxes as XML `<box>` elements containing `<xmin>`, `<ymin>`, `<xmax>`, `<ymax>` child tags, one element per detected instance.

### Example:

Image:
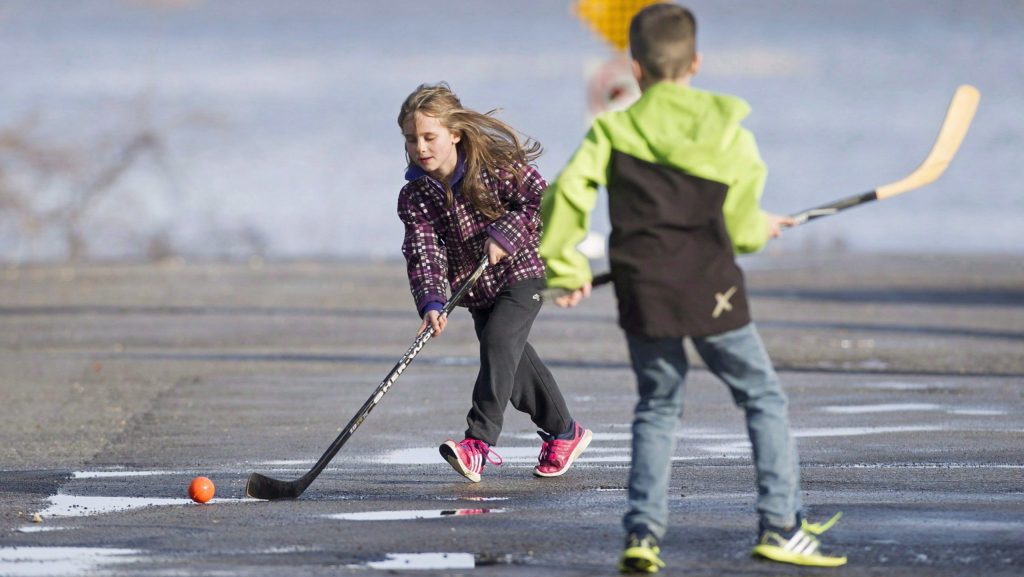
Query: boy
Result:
<box><xmin>539</xmin><ymin>3</ymin><xmax>846</xmax><ymax>573</ymax></box>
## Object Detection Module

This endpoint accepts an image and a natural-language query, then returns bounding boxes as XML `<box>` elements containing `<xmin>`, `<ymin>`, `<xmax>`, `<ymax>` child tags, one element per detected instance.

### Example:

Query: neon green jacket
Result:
<box><xmin>540</xmin><ymin>82</ymin><xmax>770</xmax><ymax>292</ymax></box>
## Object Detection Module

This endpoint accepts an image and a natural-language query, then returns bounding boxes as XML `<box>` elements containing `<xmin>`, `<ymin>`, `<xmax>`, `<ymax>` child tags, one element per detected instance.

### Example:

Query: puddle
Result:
<box><xmin>14</xmin><ymin>526</ymin><xmax>68</xmax><ymax>533</ymax></box>
<box><xmin>328</xmin><ymin>508</ymin><xmax>504</xmax><ymax>521</ymax></box>
<box><xmin>794</xmin><ymin>425</ymin><xmax>945</xmax><ymax>438</ymax></box>
<box><xmin>252</xmin><ymin>460</ymin><xmax>315</xmax><ymax>468</ymax></box>
<box><xmin>380</xmin><ymin>446</ymin><xmax>626</xmax><ymax>465</ymax></box>
<box><xmin>823</xmin><ymin>404</ymin><xmax>1009</xmax><ymax>417</ymax></box>
<box><xmin>432</xmin><ymin>356</ymin><xmax>478</xmax><ymax>366</ymax></box>
<box><xmin>361</xmin><ymin>552</ymin><xmax>475</xmax><ymax>570</ymax></box>
<box><xmin>834</xmin><ymin>462</ymin><xmax>1024</xmax><ymax>470</ymax></box>
<box><xmin>437</xmin><ymin>496</ymin><xmax>507</xmax><ymax>502</ymax></box>
<box><xmin>0</xmin><ymin>547</ymin><xmax>140</xmax><ymax>576</ymax></box>
<box><xmin>38</xmin><ymin>493</ymin><xmax>250</xmax><ymax>519</ymax></box>
<box><xmin>860</xmin><ymin>382</ymin><xmax>953</xmax><ymax>391</ymax></box>
<box><xmin>822</xmin><ymin>403</ymin><xmax>943</xmax><ymax>414</ymax></box>
<box><xmin>948</xmin><ymin>408</ymin><xmax>1008</xmax><ymax>416</ymax></box>
<box><xmin>516</xmin><ymin>431</ymin><xmax>753</xmax><ymax>443</ymax></box>
<box><xmin>72</xmin><ymin>470</ymin><xmax>177</xmax><ymax>479</ymax></box>
<box><xmin>816</xmin><ymin>359</ymin><xmax>890</xmax><ymax>371</ymax></box>
<box><xmin>697</xmin><ymin>441</ymin><xmax>752</xmax><ymax>455</ymax></box>
<box><xmin>377</xmin><ymin>446</ymin><xmax>541</xmax><ymax>465</ymax></box>
<box><xmin>365</xmin><ymin>424</ymin><xmax>966</xmax><ymax>466</ymax></box>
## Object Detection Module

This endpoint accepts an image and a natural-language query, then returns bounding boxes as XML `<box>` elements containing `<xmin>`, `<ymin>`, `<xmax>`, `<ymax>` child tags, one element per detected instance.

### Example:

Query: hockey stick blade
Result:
<box><xmin>791</xmin><ymin>84</ymin><xmax>980</xmax><ymax>225</ymax></box>
<box><xmin>247</xmin><ymin>471</ymin><xmax>308</xmax><ymax>500</ymax></box>
<box><xmin>245</xmin><ymin>255</ymin><xmax>490</xmax><ymax>501</ymax></box>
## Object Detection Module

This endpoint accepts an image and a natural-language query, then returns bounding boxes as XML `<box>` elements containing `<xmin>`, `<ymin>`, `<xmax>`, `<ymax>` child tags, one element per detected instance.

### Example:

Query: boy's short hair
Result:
<box><xmin>629</xmin><ymin>3</ymin><xmax>697</xmax><ymax>81</ymax></box>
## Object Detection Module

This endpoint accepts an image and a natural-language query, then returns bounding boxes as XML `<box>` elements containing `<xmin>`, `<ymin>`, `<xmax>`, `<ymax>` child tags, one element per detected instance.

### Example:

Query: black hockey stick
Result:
<box><xmin>246</xmin><ymin>254</ymin><xmax>490</xmax><ymax>500</ymax></box>
<box><xmin>543</xmin><ymin>85</ymin><xmax>980</xmax><ymax>299</ymax></box>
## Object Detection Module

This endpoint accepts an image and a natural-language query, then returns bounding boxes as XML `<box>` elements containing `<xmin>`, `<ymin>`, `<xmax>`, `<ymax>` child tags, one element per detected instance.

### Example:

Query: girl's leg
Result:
<box><xmin>509</xmin><ymin>340</ymin><xmax>571</xmax><ymax>436</ymax></box>
<box><xmin>465</xmin><ymin>279</ymin><xmax>550</xmax><ymax>445</ymax></box>
<box><xmin>622</xmin><ymin>333</ymin><xmax>688</xmax><ymax>541</ymax></box>
<box><xmin>692</xmin><ymin>323</ymin><xmax>802</xmax><ymax>528</ymax></box>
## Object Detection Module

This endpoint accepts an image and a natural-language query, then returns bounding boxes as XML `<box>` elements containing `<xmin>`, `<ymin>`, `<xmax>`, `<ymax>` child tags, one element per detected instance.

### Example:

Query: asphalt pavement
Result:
<box><xmin>1</xmin><ymin>252</ymin><xmax>1022</xmax><ymax>576</ymax></box>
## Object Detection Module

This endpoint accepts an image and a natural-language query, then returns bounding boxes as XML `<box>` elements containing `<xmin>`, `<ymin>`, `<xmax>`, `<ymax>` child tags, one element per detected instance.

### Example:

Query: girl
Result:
<box><xmin>397</xmin><ymin>82</ymin><xmax>591</xmax><ymax>483</ymax></box>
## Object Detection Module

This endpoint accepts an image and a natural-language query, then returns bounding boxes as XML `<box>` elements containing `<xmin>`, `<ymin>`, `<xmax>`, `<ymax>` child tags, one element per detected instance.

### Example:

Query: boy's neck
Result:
<box><xmin>639</xmin><ymin>75</ymin><xmax>693</xmax><ymax>93</ymax></box>
<box><xmin>634</xmin><ymin>55</ymin><xmax>700</xmax><ymax>93</ymax></box>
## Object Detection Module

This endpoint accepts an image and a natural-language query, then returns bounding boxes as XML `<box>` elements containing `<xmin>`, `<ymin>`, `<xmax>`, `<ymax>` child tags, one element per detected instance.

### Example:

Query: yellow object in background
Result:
<box><xmin>574</xmin><ymin>0</ymin><xmax>661</xmax><ymax>51</ymax></box>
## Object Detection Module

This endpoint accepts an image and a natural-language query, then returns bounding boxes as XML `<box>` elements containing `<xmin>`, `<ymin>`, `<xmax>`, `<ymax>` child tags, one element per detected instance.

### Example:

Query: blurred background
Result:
<box><xmin>0</xmin><ymin>0</ymin><xmax>1020</xmax><ymax>263</ymax></box>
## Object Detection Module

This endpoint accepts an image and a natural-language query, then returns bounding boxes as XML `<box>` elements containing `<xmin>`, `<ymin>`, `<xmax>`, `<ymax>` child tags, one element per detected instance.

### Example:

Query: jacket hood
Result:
<box><xmin>600</xmin><ymin>82</ymin><xmax>758</xmax><ymax>187</ymax></box>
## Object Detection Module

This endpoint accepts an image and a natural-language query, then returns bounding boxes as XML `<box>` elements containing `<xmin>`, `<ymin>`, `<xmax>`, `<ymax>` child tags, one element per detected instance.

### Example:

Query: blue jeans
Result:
<box><xmin>623</xmin><ymin>323</ymin><xmax>801</xmax><ymax>540</ymax></box>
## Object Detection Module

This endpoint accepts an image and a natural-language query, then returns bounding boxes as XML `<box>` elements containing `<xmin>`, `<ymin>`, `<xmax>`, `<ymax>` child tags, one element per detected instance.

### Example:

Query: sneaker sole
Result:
<box><xmin>618</xmin><ymin>547</ymin><xmax>664</xmax><ymax>573</ymax></box>
<box><xmin>533</xmin><ymin>428</ymin><xmax>593</xmax><ymax>478</ymax></box>
<box><xmin>752</xmin><ymin>544</ymin><xmax>848</xmax><ymax>567</ymax></box>
<box><xmin>439</xmin><ymin>442</ymin><xmax>481</xmax><ymax>483</ymax></box>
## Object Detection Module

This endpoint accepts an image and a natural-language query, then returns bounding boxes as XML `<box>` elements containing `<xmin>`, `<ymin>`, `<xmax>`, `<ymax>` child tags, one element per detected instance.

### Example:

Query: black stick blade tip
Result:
<box><xmin>246</xmin><ymin>472</ymin><xmax>304</xmax><ymax>500</ymax></box>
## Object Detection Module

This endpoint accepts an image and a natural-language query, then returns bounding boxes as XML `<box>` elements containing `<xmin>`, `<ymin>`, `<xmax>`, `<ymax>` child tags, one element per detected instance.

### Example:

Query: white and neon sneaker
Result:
<box><xmin>752</xmin><ymin>512</ymin><xmax>847</xmax><ymax>567</ymax></box>
<box><xmin>619</xmin><ymin>528</ymin><xmax>665</xmax><ymax>574</ymax></box>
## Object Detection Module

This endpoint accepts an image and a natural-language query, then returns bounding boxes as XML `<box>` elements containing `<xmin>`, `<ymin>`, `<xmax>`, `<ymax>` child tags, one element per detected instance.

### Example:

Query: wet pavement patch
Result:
<box><xmin>328</xmin><ymin>508</ymin><xmax>504</xmax><ymax>521</ymax></box>
<box><xmin>13</xmin><ymin>525</ymin><xmax>68</xmax><ymax>533</ymax></box>
<box><xmin>822</xmin><ymin>402</ymin><xmax>943</xmax><ymax>413</ymax></box>
<box><xmin>379</xmin><ymin>442</ymin><xmax>632</xmax><ymax>464</ymax></box>
<box><xmin>36</xmin><ymin>492</ymin><xmax>250</xmax><ymax>519</ymax></box>
<box><xmin>360</xmin><ymin>552</ymin><xmax>475</xmax><ymax>570</ymax></box>
<box><xmin>71</xmin><ymin>470</ymin><xmax>177</xmax><ymax>479</ymax></box>
<box><xmin>0</xmin><ymin>546</ymin><xmax>141</xmax><ymax>576</ymax></box>
<box><xmin>39</xmin><ymin>493</ymin><xmax>193</xmax><ymax>519</ymax></box>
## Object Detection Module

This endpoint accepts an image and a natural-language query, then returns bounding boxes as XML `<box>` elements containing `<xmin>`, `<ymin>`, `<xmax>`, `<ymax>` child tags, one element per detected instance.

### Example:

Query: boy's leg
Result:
<box><xmin>692</xmin><ymin>323</ymin><xmax>801</xmax><ymax>528</ymax></box>
<box><xmin>622</xmin><ymin>333</ymin><xmax>688</xmax><ymax>541</ymax></box>
<box><xmin>465</xmin><ymin>279</ymin><xmax>549</xmax><ymax>445</ymax></box>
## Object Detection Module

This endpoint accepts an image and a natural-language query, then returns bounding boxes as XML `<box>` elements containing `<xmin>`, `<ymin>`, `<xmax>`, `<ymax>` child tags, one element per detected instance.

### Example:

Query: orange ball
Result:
<box><xmin>188</xmin><ymin>476</ymin><xmax>215</xmax><ymax>503</ymax></box>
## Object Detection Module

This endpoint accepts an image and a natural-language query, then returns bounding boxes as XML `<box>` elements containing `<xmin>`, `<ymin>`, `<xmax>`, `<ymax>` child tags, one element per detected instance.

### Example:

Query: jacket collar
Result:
<box><xmin>404</xmin><ymin>149</ymin><xmax>466</xmax><ymax>188</ymax></box>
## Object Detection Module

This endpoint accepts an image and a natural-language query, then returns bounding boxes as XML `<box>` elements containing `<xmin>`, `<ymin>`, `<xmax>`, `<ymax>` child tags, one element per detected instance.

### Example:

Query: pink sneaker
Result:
<box><xmin>439</xmin><ymin>438</ymin><xmax>502</xmax><ymax>483</ymax></box>
<box><xmin>534</xmin><ymin>421</ymin><xmax>592</xmax><ymax>477</ymax></box>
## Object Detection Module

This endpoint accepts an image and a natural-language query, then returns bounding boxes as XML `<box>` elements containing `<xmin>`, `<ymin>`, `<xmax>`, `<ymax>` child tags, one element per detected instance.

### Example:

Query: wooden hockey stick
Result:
<box><xmin>542</xmin><ymin>85</ymin><xmax>980</xmax><ymax>299</ymax></box>
<box><xmin>789</xmin><ymin>84</ymin><xmax>980</xmax><ymax>225</ymax></box>
<box><xmin>246</xmin><ymin>255</ymin><xmax>490</xmax><ymax>500</ymax></box>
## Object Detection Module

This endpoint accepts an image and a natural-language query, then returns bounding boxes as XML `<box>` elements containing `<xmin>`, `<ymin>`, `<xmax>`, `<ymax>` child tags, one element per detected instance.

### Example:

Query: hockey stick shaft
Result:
<box><xmin>246</xmin><ymin>254</ymin><xmax>490</xmax><ymax>500</ymax></box>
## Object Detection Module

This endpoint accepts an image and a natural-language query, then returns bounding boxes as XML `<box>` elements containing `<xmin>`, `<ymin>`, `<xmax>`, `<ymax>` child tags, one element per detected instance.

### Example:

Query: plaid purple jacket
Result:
<box><xmin>398</xmin><ymin>160</ymin><xmax>547</xmax><ymax>313</ymax></box>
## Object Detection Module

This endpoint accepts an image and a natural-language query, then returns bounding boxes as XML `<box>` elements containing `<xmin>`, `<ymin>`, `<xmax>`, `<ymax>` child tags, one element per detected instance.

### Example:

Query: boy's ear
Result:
<box><xmin>689</xmin><ymin>52</ymin><xmax>702</xmax><ymax>77</ymax></box>
<box><xmin>630</xmin><ymin>59</ymin><xmax>644</xmax><ymax>84</ymax></box>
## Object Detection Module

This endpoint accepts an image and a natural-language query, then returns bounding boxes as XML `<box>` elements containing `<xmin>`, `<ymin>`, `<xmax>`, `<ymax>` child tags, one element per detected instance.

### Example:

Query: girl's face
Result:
<box><xmin>403</xmin><ymin>111</ymin><xmax>461</xmax><ymax>181</ymax></box>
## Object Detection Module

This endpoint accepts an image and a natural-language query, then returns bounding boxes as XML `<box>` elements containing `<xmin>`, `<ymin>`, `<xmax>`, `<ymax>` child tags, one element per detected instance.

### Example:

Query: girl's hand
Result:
<box><xmin>484</xmin><ymin>237</ymin><xmax>510</xmax><ymax>265</ymax></box>
<box><xmin>419</xmin><ymin>310</ymin><xmax>447</xmax><ymax>336</ymax></box>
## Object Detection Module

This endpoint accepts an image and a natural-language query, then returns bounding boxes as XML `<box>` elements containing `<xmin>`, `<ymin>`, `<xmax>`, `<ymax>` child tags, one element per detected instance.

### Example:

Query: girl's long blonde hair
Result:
<box><xmin>398</xmin><ymin>82</ymin><xmax>543</xmax><ymax>220</ymax></box>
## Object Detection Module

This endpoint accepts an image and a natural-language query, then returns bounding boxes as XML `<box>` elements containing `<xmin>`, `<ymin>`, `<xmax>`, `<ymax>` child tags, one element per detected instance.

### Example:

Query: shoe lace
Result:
<box><xmin>802</xmin><ymin>512</ymin><xmax>842</xmax><ymax>535</ymax></box>
<box><xmin>461</xmin><ymin>439</ymin><xmax>503</xmax><ymax>466</ymax></box>
<box><xmin>537</xmin><ymin>438</ymin><xmax>555</xmax><ymax>465</ymax></box>
<box><xmin>536</xmin><ymin>429</ymin><xmax>574</xmax><ymax>466</ymax></box>
<box><xmin>627</xmin><ymin>533</ymin><xmax>658</xmax><ymax>550</ymax></box>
